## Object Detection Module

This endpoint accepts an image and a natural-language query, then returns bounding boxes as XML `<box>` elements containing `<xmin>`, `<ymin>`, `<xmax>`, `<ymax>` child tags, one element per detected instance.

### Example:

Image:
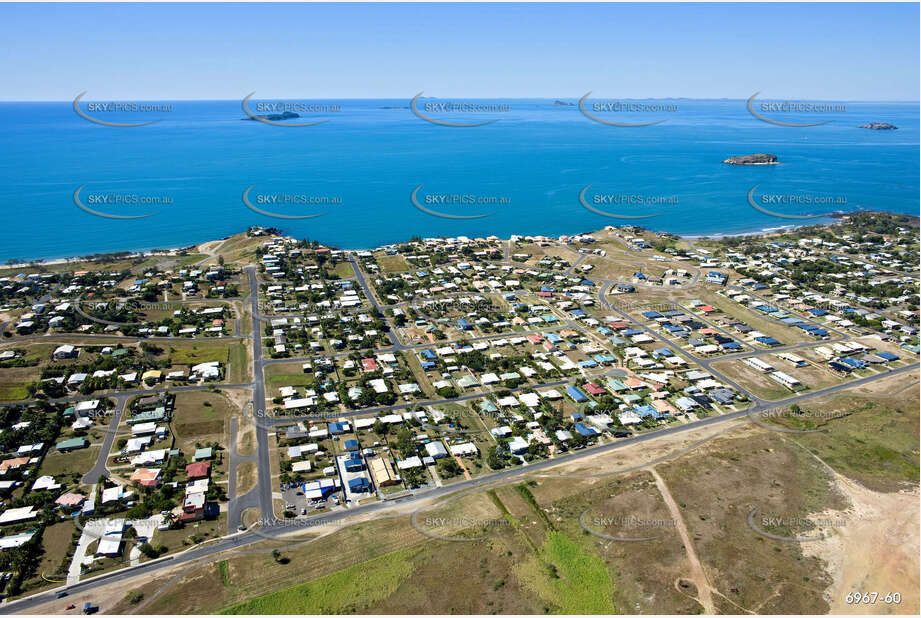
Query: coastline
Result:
<box><xmin>5</xmin><ymin>211</ymin><xmax>912</xmax><ymax>270</ymax></box>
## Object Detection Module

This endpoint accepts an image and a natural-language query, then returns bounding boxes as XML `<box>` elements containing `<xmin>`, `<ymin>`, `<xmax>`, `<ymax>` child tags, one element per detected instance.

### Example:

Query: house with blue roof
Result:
<box><xmin>572</xmin><ymin>423</ymin><xmax>598</xmax><ymax>437</ymax></box>
<box><xmin>329</xmin><ymin>422</ymin><xmax>349</xmax><ymax>435</ymax></box>
<box><xmin>344</xmin><ymin>455</ymin><xmax>364</xmax><ymax>472</ymax></box>
<box><xmin>565</xmin><ymin>386</ymin><xmax>588</xmax><ymax>403</ymax></box>
<box><xmin>705</xmin><ymin>272</ymin><xmax>727</xmax><ymax>285</ymax></box>
<box><xmin>348</xmin><ymin>477</ymin><xmax>371</xmax><ymax>492</ymax></box>
<box><xmin>634</xmin><ymin>404</ymin><xmax>661</xmax><ymax>420</ymax></box>
<box><xmin>839</xmin><ymin>357</ymin><xmax>867</xmax><ymax>369</ymax></box>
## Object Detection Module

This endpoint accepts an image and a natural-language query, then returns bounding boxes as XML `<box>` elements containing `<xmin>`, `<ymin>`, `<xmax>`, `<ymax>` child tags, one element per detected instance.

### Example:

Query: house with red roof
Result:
<box><xmin>185</xmin><ymin>462</ymin><xmax>211</xmax><ymax>480</ymax></box>
<box><xmin>583</xmin><ymin>382</ymin><xmax>606</xmax><ymax>396</ymax></box>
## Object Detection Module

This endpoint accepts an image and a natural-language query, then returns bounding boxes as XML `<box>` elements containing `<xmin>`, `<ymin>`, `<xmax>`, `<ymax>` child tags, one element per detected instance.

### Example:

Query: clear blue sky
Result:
<box><xmin>2</xmin><ymin>2</ymin><xmax>918</xmax><ymax>101</ymax></box>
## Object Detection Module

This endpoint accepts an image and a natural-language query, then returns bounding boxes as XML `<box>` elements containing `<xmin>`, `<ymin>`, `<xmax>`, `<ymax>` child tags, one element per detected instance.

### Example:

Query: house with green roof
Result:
<box><xmin>128</xmin><ymin>406</ymin><xmax>169</xmax><ymax>424</ymax></box>
<box><xmin>56</xmin><ymin>437</ymin><xmax>88</xmax><ymax>452</ymax></box>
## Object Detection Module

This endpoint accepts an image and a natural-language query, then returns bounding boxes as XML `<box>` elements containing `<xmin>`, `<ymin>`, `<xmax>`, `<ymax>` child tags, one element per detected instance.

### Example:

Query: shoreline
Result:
<box><xmin>2</xmin><ymin>211</ymin><xmax>914</xmax><ymax>269</ymax></box>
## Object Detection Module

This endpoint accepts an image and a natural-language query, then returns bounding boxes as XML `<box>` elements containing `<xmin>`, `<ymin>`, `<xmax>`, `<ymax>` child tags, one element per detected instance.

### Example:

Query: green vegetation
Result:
<box><xmin>517</xmin><ymin>532</ymin><xmax>616</xmax><ymax>614</ymax></box>
<box><xmin>221</xmin><ymin>548</ymin><xmax>417</xmax><ymax>614</ymax></box>
<box><xmin>792</xmin><ymin>399</ymin><xmax>920</xmax><ymax>492</ymax></box>
<box><xmin>0</xmin><ymin>382</ymin><xmax>31</xmax><ymax>400</ymax></box>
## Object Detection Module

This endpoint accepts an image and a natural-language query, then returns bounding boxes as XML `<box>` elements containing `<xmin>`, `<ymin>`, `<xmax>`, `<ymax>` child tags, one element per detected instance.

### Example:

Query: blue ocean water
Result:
<box><xmin>0</xmin><ymin>98</ymin><xmax>917</xmax><ymax>262</ymax></box>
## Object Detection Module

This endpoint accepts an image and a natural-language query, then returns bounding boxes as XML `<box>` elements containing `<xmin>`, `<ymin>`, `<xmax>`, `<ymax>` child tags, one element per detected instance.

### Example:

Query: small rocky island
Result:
<box><xmin>722</xmin><ymin>153</ymin><xmax>779</xmax><ymax>165</ymax></box>
<box><xmin>858</xmin><ymin>122</ymin><xmax>898</xmax><ymax>130</ymax></box>
<box><xmin>553</xmin><ymin>100</ymin><xmax>575</xmax><ymax>106</ymax></box>
<box><xmin>243</xmin><ymin>111</ymin><xmax>301</xmax><ymax>121</ymax></box>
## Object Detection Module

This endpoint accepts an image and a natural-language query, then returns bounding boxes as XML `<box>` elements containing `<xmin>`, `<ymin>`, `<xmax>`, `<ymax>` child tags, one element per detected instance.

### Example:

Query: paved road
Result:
<box><xmin>225</xmin><ymin>267</ymin><xmax>275</xmax><ymax>530</ymax></box>
<box><xmin>81</xmin><ymin>395</ymin><xmax>129</xmax><ymax>484</ymax></box>
<box><xmin>4</xmin><ymin>361</ymin><xmax>916</xmax><ymax>614</ymax></box>
<box><xmin>0</xmin><ymin>382</ymin><xmax>256</xmax><ymax>408</ymax></box>
<box><xmin>597</xmin><ymin>282</ymin><xmax>769</xmax><ymax>404</ymax></box>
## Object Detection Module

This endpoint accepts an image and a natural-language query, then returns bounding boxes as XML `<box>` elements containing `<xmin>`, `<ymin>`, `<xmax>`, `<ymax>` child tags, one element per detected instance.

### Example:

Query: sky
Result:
<box><xmin>1</xmin><ymin>2</ymin><xmax>918</xmax><ymax>101</ymax></box>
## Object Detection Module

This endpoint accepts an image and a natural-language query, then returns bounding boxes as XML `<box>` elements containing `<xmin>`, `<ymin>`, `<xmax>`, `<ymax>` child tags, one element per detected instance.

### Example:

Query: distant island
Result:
<box><xmin>243</xmin><ymin>111</ymin><xmax>301</xmax><ymax>121</ymax></box>
<box><xmin>722</xmin><ymin>153</ymin><xmax>779</xmax><ymax>165</ymax></box>
<box><xmin>553</xmin><ymin>100</ymin><xmax>575</xmax><ymax>106</ymax></box>
<box><xmin>858</xmin><ymin>122</ymin><xmax>898</xmax><ymax>130</ymax></box>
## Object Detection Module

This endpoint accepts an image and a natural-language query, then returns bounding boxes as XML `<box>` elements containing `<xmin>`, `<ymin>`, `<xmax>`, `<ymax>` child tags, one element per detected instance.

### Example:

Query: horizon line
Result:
<box><xmin>1</xmin><ymin>96</ymin><xmax>919</xmax><ymax>104</ymax></box>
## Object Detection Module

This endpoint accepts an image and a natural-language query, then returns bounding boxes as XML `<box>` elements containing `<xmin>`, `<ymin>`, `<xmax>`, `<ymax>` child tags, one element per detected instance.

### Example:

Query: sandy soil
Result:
<box><xmin>649</xmin><ymin>467</ymin><xmax>716</xmax><ymax>613</ymax></box>
<box><xmin>800</xmin><ymin>464</ymin><xmax>919</xmax><ymax>615</ymax></box>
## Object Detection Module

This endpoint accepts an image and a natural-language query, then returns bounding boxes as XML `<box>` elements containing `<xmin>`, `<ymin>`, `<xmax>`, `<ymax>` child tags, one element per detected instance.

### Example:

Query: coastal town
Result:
<box><xmin>0</xmin><ymin>212</ymin><xmax>917</xmax><ymax>612</ymax></box>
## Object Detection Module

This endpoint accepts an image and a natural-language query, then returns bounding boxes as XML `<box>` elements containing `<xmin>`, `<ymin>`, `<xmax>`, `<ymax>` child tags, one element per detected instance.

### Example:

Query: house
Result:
<box><xmin>348</xmin><ymin>477</ymin><xmax>371</xmax><ymax>493</ymax></box>
<box><xmin>32</xmin><ymin>475</ymin><xmax>61</xmax><ymax>491</ymax></box>
<box><xmin>96</xmin><ymin>519</ymin><xmax>125</xmax><ymax>556</ymax></box>
<box><xmin>769</xmin><ymin>371</ymin><xmax>801</xmax><ymax>389</ymax></box>
<box><xmin>573</xmin><ymin>422</ymin><xmax>599</xmax><ymax>436</ymax></box>
<box><xmin>185</xmin><ymin>462</ymin><xmax>211</xmax><ymax>479</ymax></box>
<box><xmin>425</xmin><ymin>441</ymin><xmax>448</xmax><ymax>459</ymax></box>
<box><xmin>0</xmin><ymin>506</ymin><xmax>38</xmax><ymax>525</ymax></box>
<box><xmin>74</xmin><ymin>400</ymin><xmax>101</xmax><ymax>417</ymax></box>
<box><xmin>565</xmin><ymin>385</ymin><xmax>588</xmax><ymax>403</ymax></box>
<box><xmin>56</xmin><ymin>437</ymin><xmax>89</xmax><ymax>452</ymax></box>
<box><xmin>53</xmin><ymin>344</ymin><xmax>78</xmax><ymax>359</ymax></box>
<box><xmin>705</xmin><ymin>272</ymin><xmax>727</xmax><ymax>285</ymax></box>
<box><xmin>129</xmin><ymin>468</ymin><xmax>162</xmax><ymax>487</ymax></box>
<box><xmin>181</xmin><ymin>492</ymin><xmax>207</xmax><ymax>522</ymax></box>
<box><xmin>507</xmin><ymin>435</ymin><xmax>530</xmax><ymax>454</ymax></box>
<box><xmin>368</xmin><ymin>457</ymin><xmax>400</xmax><ymax>486</ymax></box>
<box><xmin>0</xmin><ymin>531</ymin><xmax>36</xmax><ymax>549</ymax></box>
<box><xmin>344</xmin><ymin>454</ymin><xmax>364</xmax><ymax>472</ymax></box>
<box><xmin>449</xmin><ymin>442</ymin><xmax>478</xmax><ymax>457</ymax></box>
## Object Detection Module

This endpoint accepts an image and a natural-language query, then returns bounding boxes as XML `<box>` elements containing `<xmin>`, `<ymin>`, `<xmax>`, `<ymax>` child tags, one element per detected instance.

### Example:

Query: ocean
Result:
<box><xmin>0</xmin><ymin>98</ymin><xmax>917</xmax><ymax>262</ymax></box>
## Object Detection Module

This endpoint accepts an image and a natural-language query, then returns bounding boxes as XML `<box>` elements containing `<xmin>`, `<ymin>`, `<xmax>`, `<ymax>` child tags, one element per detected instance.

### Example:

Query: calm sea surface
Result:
<box><xmin>0</xmin><ymin>98</ymin><xmax>917</xmax><ymax>261</ymax></box>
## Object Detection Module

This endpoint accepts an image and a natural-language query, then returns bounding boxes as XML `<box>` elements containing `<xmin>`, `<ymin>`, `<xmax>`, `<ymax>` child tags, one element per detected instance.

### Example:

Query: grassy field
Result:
<box><xmin>771</xmin><ymin>388</ymin><xmax>920</xmax><ymax>492</ymax></box>
<box><xmin>222</xmin><ymin>547</ymin><xmax>418</xmax><ymax>614</ymax></box>
<box><xmin>376</xmin><ymin>255</ymin><xmax>409</xmax><ymax>273</ymax></box>
<box><xmin>173</xmin><ymin>390</ymin><xmax>236</xmax><ymax>444</ymax></box>
<box><xmin>158</xmin><ymin>340</ymin><xmax>247</xmax><ymax>383</ymax></box>
<box><xmin>264</xmin><ymin>363</ymin><xmax>315</xmax><ymax>389</ymax></box>
<box><xmin>39</xmin><ymin>444</ymin><xmax>102</xmax><ymax>479</ymax></box>
<box><xmin>236</xmin><ymin>461</ymin><xmax>257</xmax><ymax>495</ymax></box>
<box><xmin>330</xmin><ymin>261</ymin><xmax>354</xmax><ymax>279</ymax></box>
<box><xmin>0</xmin><ymin>381</ymin><xmax>31</xmax><ymax>399</ymax></box>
